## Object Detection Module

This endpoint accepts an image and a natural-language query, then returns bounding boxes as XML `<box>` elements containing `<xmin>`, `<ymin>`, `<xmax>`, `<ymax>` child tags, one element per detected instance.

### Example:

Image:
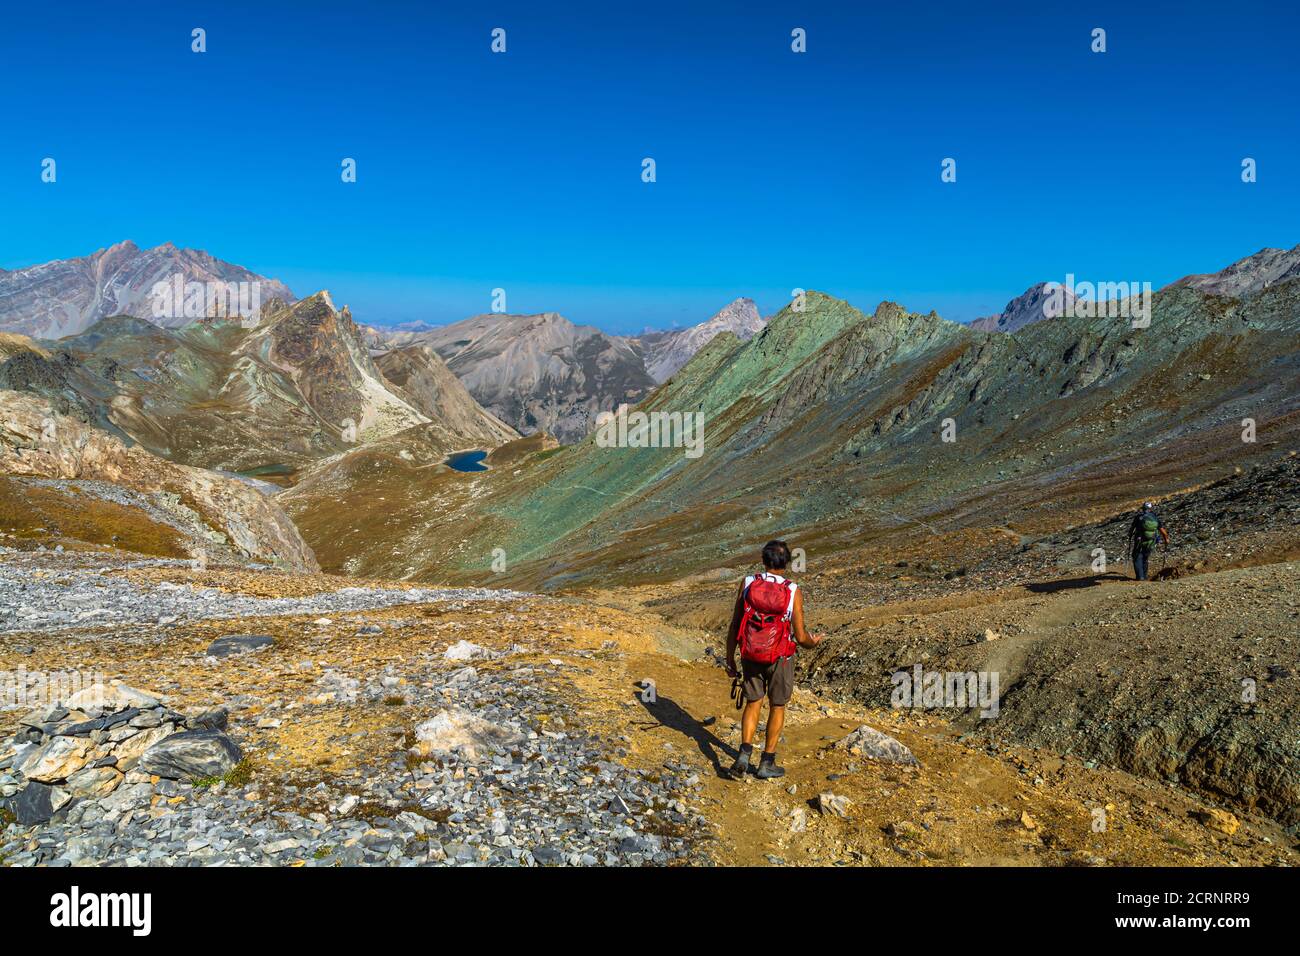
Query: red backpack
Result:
<box><xmin>738</xmin><ymin>574</ymin><xmax>797</xmax><ymax>664</ymax></box>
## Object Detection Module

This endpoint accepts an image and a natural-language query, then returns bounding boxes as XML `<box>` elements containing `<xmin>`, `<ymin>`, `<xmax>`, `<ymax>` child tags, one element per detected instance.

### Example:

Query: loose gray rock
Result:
<box><xmin>59</xmin><ymin>707</ymin><xmax>141</xmax><ymax>737</ymax></box>
<box><xmin>12</xmin><ymin>781</ymin><xmax>70</xmax><ymax>825</ymax></box>
<box><xmin>185</xmin><ymin>708</ymin><xmax>230</xmax><ymax>732</ymax></box>
<box><xmin>138</xmin><ymin>731</ymin><xmax>243</xmax><ymax>781</ymax></box>
<box><xmin>817</xmin><ymin>792</ymin><xmax>851</xmax><ymax>818</ymax></box>
<box><xmin>0</xmin><ymin>552</ymin><xmax>701</xmax><ymax>868</ymax></box>
<box><xmin>834</xmin><ymin>725</ymin><xmax>919</xmax><ymax>766</ymax></box>
<box><xmin>206</xmin><ymin>634</ymin><xmax>276</xmax><ymax>658</ymax></box>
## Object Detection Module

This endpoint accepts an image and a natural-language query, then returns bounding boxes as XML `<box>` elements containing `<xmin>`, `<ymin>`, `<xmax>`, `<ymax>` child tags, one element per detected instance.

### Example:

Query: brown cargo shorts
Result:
<box><xmin>741</xmin><ymin>655</ymin><xmax>795</xmax><ymax>707</ymax></box>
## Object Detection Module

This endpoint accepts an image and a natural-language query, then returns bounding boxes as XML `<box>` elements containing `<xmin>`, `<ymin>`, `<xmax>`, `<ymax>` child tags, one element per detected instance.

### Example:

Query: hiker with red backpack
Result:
<box><xmin>725</xmin><ymin>540</ymin><xmax>822</xmax><ymax>780</ymax></box>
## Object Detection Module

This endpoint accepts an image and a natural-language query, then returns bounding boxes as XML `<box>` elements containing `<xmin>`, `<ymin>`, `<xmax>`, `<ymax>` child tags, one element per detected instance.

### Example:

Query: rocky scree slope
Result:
<box><xmin>0</xmin><ymin>558</ymin><xmax>706</xmax><ymax>867</ymax></box>
<box><xmin>373</xmin><ymin>344</ymin><xmax>518</xmax><ymax>448</ymax></box>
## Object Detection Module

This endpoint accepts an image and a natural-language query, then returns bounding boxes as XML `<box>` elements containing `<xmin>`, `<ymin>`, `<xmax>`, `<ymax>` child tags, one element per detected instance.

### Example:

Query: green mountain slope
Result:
<box><xmin>283</xmin><ymin>278</ymin><xmax>1300</xmax><ymax>588</ymax></box>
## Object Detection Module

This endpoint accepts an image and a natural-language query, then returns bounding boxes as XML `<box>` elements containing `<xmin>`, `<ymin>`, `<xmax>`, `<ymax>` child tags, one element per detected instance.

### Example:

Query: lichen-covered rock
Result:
<box><xmin>110</xmin><ymin>724</ymin><xmax>178</xmax><ymax>772</ymax></box>
<box><xmin>64</xmin><ymin>765</ymin><xmax>124</xmax><ymax>799</ymax></box>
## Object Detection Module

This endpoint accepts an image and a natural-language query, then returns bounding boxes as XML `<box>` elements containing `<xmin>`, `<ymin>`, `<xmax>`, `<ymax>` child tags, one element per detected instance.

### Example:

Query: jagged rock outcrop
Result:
<box><xmin>1169</xmin><ymin>244</ymin><xmax>1300</xmax><ymax>298</ymax></box>
<box><xmin>634</xmin><ymin>298</ymin><xmax>765</xmax><ymax>382</ymax></box>
<box><xmin>374</xmin><ymin>344</ymin><xmax>517</xmax><ymax>447</ymax></box>
<box><xmin>968</xmin><ymin>282</ymin><xmax>1078</xmax><ymax>333</ymax></box>
<box><xmin>393</xmin><ymin>311</ymin><xmax>655</xmax><ymax>443</ymax></box>
<box><xmin>244</xmin><ymin>292</ymin><xmax>428</xmax><ymax>442</ymax></box>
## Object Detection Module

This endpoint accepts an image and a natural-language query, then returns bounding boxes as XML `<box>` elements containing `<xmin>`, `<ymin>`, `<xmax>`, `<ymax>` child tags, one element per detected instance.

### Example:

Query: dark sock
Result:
<box><xmin>739</xmin><ymin>743</ymin><xmax>753</xmax><ymax>756</ymax></box>
<box><xmin>760</xmin><ymin>751</ymin><xmax>777</xmax><ymax>764</ymax></box>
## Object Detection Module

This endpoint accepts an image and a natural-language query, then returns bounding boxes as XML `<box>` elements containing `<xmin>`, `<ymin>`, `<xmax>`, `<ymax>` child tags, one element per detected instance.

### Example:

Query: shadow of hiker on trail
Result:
<box><xmin>1022</xmin><ymin>572</ymin><xmax>1127</xmax><ymax>594</ymax></box>
<box><xmin>629</xmin><ymin>681</ymin><xmax>738</xmax><ymax>779</ymax></box>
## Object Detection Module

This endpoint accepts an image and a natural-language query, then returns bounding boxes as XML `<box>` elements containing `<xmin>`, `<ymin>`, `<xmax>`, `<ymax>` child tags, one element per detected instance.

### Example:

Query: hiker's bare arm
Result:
<box><xmin>724</xmin><ymin>583</ymin><xmax>745</xmax><ymax>675</ymax></box>
<box><xmin>1160</xmin><ymin>527</ymin><xmax>1170</xmax><ymax>545</ymax></box>
<box><xmin>792</xmin><ymin>589</ymin><xmax>821</xmax><ymax>648</ymax></box>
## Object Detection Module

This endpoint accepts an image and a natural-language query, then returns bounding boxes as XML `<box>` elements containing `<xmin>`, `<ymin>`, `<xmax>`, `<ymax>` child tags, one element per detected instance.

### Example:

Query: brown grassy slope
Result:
<box><xmin>0</xmin><ymin>476</ymin><xmax>187</xmax><ymax>557</ymax></box>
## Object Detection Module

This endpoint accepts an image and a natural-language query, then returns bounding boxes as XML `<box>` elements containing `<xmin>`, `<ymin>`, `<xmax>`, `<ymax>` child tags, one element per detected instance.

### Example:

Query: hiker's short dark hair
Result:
<box><xmin>762</xmin><ymin>540</ymin><xmax>791</xmax><ymax>570</ymax></box>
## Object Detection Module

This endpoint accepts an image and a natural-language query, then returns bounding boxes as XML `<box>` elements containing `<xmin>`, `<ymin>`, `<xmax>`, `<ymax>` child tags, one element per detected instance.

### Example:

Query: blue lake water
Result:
<box><xmin>445</xmin><ymin>450</ymin><xmax>488</xmax><ymax>472</ymax></box>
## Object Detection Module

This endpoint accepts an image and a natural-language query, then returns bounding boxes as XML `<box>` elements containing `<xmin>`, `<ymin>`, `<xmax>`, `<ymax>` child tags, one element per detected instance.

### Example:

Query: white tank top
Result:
<box><xmin>743</xmin><ymin>571</ymin><xmax>797</xmax><ymax>620</ymax></box>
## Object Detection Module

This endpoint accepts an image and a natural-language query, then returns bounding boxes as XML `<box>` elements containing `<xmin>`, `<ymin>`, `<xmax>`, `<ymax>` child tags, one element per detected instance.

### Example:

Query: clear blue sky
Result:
<box><xmin>2</xmin><ymin>1</ymin><xmax>1297</xmax><ymax>332</ymax></box>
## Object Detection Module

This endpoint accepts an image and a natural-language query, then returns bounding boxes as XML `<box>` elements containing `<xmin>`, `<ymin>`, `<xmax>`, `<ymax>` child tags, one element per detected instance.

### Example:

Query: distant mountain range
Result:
<box><xmin>633</xmin><ymin>298</ymin><xmax>765</xmax><ymax>381</ymax></box>
<box><xmin>0</xmin><ymin>243</ymin><xmax>768</xmax><ymax>444</ymax></box>
<box><xmin>373</xmin><ymin>299</ymin><xmax>764</xmax><ymax>442</ymax></box>
<box><xmin>379</xmin><ymin>312</ymin><xmax>655</xmax><ymax>444</ymax></box>
<box><xmin>968</xmin><ymin>282</ymin><xmax>1078</xmax><ymax>333</ymax></box>
<box><xmin>5</xmin><ymin>241</ymin><xmax>1297</xmax><ymax>463</ymax></box>
<box><xmin>1168</xmin><ymin>244</ymin><xmax>1300</xmax><ymax>297</ymax></box>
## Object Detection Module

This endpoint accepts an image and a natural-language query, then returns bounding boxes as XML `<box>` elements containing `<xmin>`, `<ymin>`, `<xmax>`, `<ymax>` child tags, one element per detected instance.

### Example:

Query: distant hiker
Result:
<box><xmin>1126</xmin><ymin>502</ymin><xmax>1170</xmax><ymax>581</ymax></box>
<box><xmin>725</xmin><ymin>540</ymin><xmax>822</xmax><ymax>780</ymax></box>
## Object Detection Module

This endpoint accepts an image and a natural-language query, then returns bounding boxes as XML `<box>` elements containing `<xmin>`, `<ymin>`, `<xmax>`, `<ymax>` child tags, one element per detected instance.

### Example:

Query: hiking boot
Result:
<box><xmin>728</xmin><ymin>750</ymin><xmax>752</xmax><ymax>779</ymax></box>
<box><xmin>755</xmin><ymin>759</ymin><xmax>786</xmax><ymax>780</ymax></box>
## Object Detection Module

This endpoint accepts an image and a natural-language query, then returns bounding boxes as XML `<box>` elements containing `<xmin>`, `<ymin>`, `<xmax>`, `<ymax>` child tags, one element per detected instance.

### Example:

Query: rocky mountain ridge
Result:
<box><xmin>0</xmin><ymin>292</ymin><xmax>511</xmax><ymax>475</ymax></box>
<box><xmin>632</xmin><ymin>297</ymin><xmax>765</xmax><ymax>382</ymax></box>
<box><xmin>385</xmin><ymin>311</ymin><xmax>656</xmax><ymax>444</ymax></box>
<box><xmin>968</xmin><ymin>282</ymin><xmax>1078</xmax><ymax>333</ymax></box>
<box><xmin>1168</xmin><ymin>244</ymin><xmax>1300</xmax><ymax>298</ymax></box>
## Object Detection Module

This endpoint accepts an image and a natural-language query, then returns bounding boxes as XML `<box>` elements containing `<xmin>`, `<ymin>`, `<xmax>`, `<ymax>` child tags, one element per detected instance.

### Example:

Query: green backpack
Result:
<box><xmin>1138</xmin><ymin>514</ymin><xmax>1160</xmax><ymax>549</ymax></box>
